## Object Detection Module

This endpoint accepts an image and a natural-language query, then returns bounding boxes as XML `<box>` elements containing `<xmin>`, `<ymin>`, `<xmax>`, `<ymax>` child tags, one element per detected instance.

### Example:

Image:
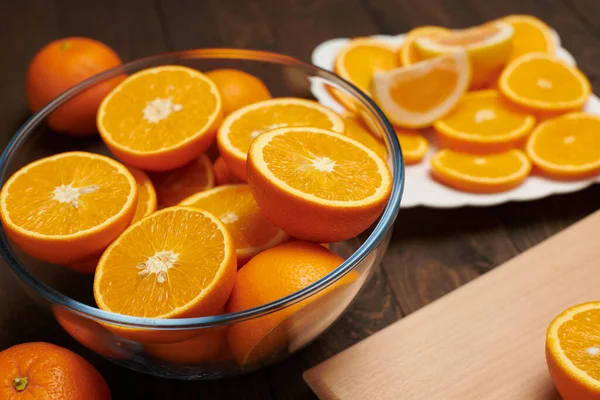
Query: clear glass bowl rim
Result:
<box><xmin>0</xmin><ymin>48</ymin><xmax>404</xmax><ymax>329</ymax></box>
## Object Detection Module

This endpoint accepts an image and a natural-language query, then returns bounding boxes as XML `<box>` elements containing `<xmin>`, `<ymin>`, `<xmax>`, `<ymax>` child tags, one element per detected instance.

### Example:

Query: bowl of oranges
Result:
<box><xmin>0</xmin><ymin>48</ymin><xmax>403</xmax><ymax>378</ymax></box>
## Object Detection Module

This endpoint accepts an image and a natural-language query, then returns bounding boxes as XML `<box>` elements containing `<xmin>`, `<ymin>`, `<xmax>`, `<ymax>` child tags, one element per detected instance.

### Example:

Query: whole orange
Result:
<box><xmin>205</xmin><ymin>69</ymin><xmax>271</xmax><ymax>115</ymax></box>
<box><xmin>26</xmin><ymin>37</ymin><xmax>124</xmax><ymax>136</ymax></box>
<box><xmin>0</xmin><ymin>342</ymin><xmax>111</xmax><ymax>399</ymax></box>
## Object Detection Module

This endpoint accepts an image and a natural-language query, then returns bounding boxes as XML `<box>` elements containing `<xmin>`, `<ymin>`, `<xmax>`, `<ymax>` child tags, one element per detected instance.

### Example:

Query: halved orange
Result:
<box><xmin>97</xmin><ymin>65</ymin><xmax>222</xmax><ymax>171</ymax></box>
<box><xmin>546</xmin><ymin>302</ymin><xmax>600</xmax><ymax>400</ymax></box>
<box><xmin>501</xmin><ymin>15</ymin><xmax>556</xmax><ymax>61</ymax></box>
<box><xmin>342</xmin><ymin>115</ymin><xmax>387</xmax><ymax>160</ymax></box>
<box><xmin>499</xmin><ymin>53</ymin><xmax>591</xmax><ymax>115</ymax></box>
<box><xmin>213</xmin><ymin>156</ymin><xmax>240</xmax><ymax>186</ymax></box>
<box><xmin>398</xmin><ymin>26</ymin><xmax>450</xmax><ymax>66</ymax></box>
<box><xmin>332</xmin><ymin>38</ymin><xmax>398</xmax><ymax>112</ymax></box>
<box><xmin>434</xmin><ymin>90</ymin><xmax>536</xmax><ymax>152</ymax></box>
<box><xmin>94</xmin><ymin>207</ymin><xmax>236</xmax><ymax>319</ymax></box>
<box><xmin>150</xmin><ymin>154</ymin><xmax>214</xmax><ymax>208</ymax></box>
<box><xmin>431</xmin><ymin>148</ymin><xmax>531</xmax><ymax>193</ymax></box>
<box><xmin>247</xmin><ymin>127</ymin><xmax>392</xmax><ymax>243</ymax></box>
<box><xmin>526</xmin><ymin>113</ymin><xmax>600</xmax><ymax>180</ymax></box>
<box><xmin>127</xmin><ymin>167</ymin><xmax>157</xmax><ymax>223</ymax></box>
<box><xmin>217</xmin><ymin>98</ymin><xmax>345</xmax><ymax>181</ymax></box>
<box><xmin>396</xmin><ymin>129</ymin><xmax>429</xmax><ymax>164</ymax></box>
<box><xmin>415</xmin><ymin>21</ymin><xmax>514</xmax><ymax>87</ymax></box>
<box><xmin>179</xmin><ymin>184</ymin><xmax>288</xmax><ymax>265</ymax></box>
<box><xmin>0</xmin><ymin>152</ymin><xmax>137</xmax><ymax>264</ymax></box>
<box><xmin>371</xmin><ymin>51</ymin><xmax>471</xmax><ymax>128</ymax></box>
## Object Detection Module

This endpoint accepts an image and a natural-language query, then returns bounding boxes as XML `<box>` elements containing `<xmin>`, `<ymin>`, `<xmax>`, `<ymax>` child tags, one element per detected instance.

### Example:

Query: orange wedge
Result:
<box><xmin>342</xmin><ymin>115</ymin><xmax>387</xmax><ymax>160</ymax></box>
<box><xmin>431</xmin><ymin>148</ymin><xmax>531</xmax><ymax>193</ymax></box>
<box><xmin>247</xmin><ymin>127</ymin><xmax>392</xmax><ymax>243</ymax></box>
<box><xmin>213</xmin><ymin>156</ymin><xmax>240</xmax><ymax>186</ymax></box>
<box><xmin>398</xmin><ymin>26</ymin><xmax>450</xmax><ymax>66</ymax></box>
<box><xmin>546</xmin><ymin>302</ymin><xmax>600</xmax><ymax>400</ymax></box>
<box><xmin>415</xmin><ymin>21</ymin><xmax>514</xmax><ymax>87</ymax></box>
<box><xmin>434</xmin><ymin>90</ymin><xmax>536</xmax><ymax>152</ymax></box>
<box><xmin>332</xmin><ymin>38</ymin><xmax>399</xmax><ymax>112</ymax></box>
<box><xmin>97</xmin><ymin>65</ymin><xmax>222</xmax><ymax>171</ymax></box>
<box><xmin>526</xmin><ymin>113</ymin><xmax>600</xmax><ymax>180</ymax></box>
<box><xmin>127</xmin><ymin>167</ymin><xmax>157</xmax><ymax>223</ymax></box>
<box><xmin>93</xmin><ymin>207</ymin><xmax>236</xmax><ymax>319</ymax></box>
<box><xmin>217</xmin><ymin>98</ymin><xmax>345</xmax><ymax>181</ymax></box>
<box><xmin>501</xmin><ymin>15</ymin><xmax>556</xmax><ymax>61</ymax></box>
<box><xmin>150</xmin><ymin>154</ymin><xmax>214</xmax><ymax>208</ymax></box>
<box><xmin>371</xmin><ymin>51</ymin><xmax>471</xmax><ymax>128</ymax></box>
<box><xmin>499</xmin><ymin>53</ymin><xmax>591</xmax><ymax>116</ymax></box>
<box><xmin>180</xmin><ymin>184</ymin><xmax>288</xmax><ymax>265</ymax></box>
<box><xmin>0</xmin><ymin>152</ymin><xmax>137</xmax><ymax>264</ymax></box>
<box><xmin>396</xmin><ymin>129</ymin><xmax>429</xmax><ymax>164</ymax></box>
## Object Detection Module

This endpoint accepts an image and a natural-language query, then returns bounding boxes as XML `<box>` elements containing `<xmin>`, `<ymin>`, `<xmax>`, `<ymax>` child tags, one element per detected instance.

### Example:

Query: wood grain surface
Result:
<box><xmin>0</xmin><ymin>1</ymin><xmax>598</xmax><ymax>399</ymax></box>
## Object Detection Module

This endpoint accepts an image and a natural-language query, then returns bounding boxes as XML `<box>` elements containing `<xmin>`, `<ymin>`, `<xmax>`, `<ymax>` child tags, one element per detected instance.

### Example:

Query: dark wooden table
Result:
<box><xmin>1</xmin><ymin>0</ymin><xmax>599</xmax><ymax>399</ymax></box>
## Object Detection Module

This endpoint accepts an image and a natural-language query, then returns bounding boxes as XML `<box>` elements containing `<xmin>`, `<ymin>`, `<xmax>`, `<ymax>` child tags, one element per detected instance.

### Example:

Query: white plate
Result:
<box><xmin>310</xmin><ymin>32</ymin><xmax>599</xmax><ymax>208</ymax></box>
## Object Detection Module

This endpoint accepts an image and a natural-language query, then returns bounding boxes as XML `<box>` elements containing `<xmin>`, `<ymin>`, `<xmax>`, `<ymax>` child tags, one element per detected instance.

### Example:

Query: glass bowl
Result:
<box><xmin>0</xmin><ymin>49</ymin><xmax>404</xmax><ymax>379</ymax></box>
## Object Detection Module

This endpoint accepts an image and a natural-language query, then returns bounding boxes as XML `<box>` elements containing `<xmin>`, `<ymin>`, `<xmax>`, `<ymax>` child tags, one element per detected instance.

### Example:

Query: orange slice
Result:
<box><xmin>217</xmin><ymin>98</ymin><xmax>345</xmax><ymax>181</ymax></box>
<box><xmin>247</xmin><ymin>127</ymin><xmax>392</xmax><ymax>243</ymax></box>
<box><xmin>371</xmin><ymin>51</ymin><xmax>471</xmax><ymax>128</ymax></box>
<box><xmin>431</xmin><ymin>148</ymin><xmax>531</xmax><ymax>193</ymax></box>
<box><xmin>415</xmin><ymin>21</ymin><xmax>514</xmax><ymax>87</ymax></box>
<box><xmin>213</xmin><ymin>156</ymin><xmax>240</xmax><ymax>186</ymax></box>
<box><xmin>546</xmin><ymin>302</ymin><xmax>600</xmax><ymax>400</ymax></box>
<box><xmin>0</xmin><ymin>152</ymin><xmax>137</xmax><ymax>264</ymax></box>
<box><xmin>179</xmin><ymin>184</ymin><xmax>288</xmax><ymax>265</ymax></box>
<box><xmin>396</xmin><ymin>129</ymin><xmax>429</xmax><ymax>164</ymax></box>
<box><xmin>150</xmin><ymin>154</ymin><xmax>214</xmax><ymax>208</ymax></box>
<box><xmin>501</xmin><ymin>15</ymin><xmax>556</xmax><ymax>61</ymax></box>
<box><xmin>499</xmin><ymin>53</ymin><xmax>591</xmax><ymax>115</ymax></box>
<box><xmin>342</xmin><ymin>115</ymin><xmax>387</xmax><ymax>160</ymax></box>
<box><xmin>127</xmin><ymin>167</ymin><xmax>157</xmax><ymax>223</ymax></box>
<box><xmin>434</xmin><ymin>90</ymin><xmax>536</xmax><ymax>152</ymax></box>
<box><xmin>526</xmin><ymin>112</ymin><xmax>600</xmax><ymax>180</ymax></box>
<box><xmin>93</xmin><ymin>207</ymin><xmax>236</xmax><ymax>319</ymax></box>
<box><xmin>398</xmin><ymin>26</ymin><xmax>450</xmax><ymax>66</ymax></box>
<box><xmin>97</xmin><ymin>65</ymin><xmax>222</xmax><ymax>171</ymax></box>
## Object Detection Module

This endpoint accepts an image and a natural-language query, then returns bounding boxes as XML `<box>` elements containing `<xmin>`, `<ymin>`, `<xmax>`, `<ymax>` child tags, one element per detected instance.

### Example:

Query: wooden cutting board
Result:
<box><xmin>304</xmin><ymin>210</ymin><xmax>600</xmax><ymax>400</ymax></box>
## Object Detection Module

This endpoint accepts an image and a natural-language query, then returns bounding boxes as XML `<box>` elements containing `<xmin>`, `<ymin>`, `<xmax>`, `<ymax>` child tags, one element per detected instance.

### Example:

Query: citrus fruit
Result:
<box><xmin>150</xmin><ymin>153</ymin><xmax>214</xmax><ymax>208</ymax></box>
<box><xmin>247</xmin><ymin>127</ymin><xmax>392</xmax><ymax>243</ymax></box>
<box><xmin>415</xmin><ymin>21</ymin><xmax>514</xmax><ymax>87</ymax></box>
<box><xmin>371</xmin><ymin>51</ymin><xmax>471</xmax><ymax>128</ymax></box>
<box><xmin>501</xmin><ymin>15</ymin><xmax>556</xmax><ymax>61</ymax></box>
<box><xmin>226</xmin><ymin>241</ymin><xmax>357</xmax><ymax>365</ymax></box>
<box><xmin>431</xmin><ymin>148</ymin><xmax>531</xmax><ymax>193</ymax></box>
<box><xmin>180</xmin><ymin>184</ymin><xmax>288</xmax><ymax>265</ymax></box>
<box><xmin>97</xmin><ymin>65</ymin><xmax>222</xmax><ymax>171</ymax></box>
<box><xmin>396</xmin><ymin>129</ymin><xmax>429</xmax><ymax>164</ymax></box>
<box><xmin>205</xmin><ymin>69</ymin><xmax>272</xmax><ymax>115</ymax></box>
<box><xmin>0</xmin><ymin>342</ymin><xmax>110</xmax><ymax>400</ymax></box>
<box><xmin>217</xmin><ymin>98</ymin><xmax>345</xmax><ymax>181</ymax></box>
<box><xmin>146</xmin><ymin>324</ymin><xmax>228</xmax><ymax>364</ymax></box>
<box><xmin>526</xmin><ymin>112</ymin><xmax>600</xmax><ymax>180</ymax></box>
<box><xmin>27</xmin><ymin>37</ymin><xmax>124</xmax><ymax>136</ymax></box>
<box><xmin>332</xmin><ymin>38</ymin><xmax>398</xmax><ymax>112</ymax></box>
<box><xmin>93</xmin><ymin>207</ymin><xmax>236</xmax><ymax>319</ymax></box>
<box><xmin>546</xmin><ymin>302</ymin><xmax>600</xmax><ymax>400</ymax></box>
<box><xmin>128</xmin><ymin>166</ymin><xmax>157</xmax><ymax>223</ymax></box>
<box><xmin>434</xmin><ymin>90</ymin><xmax>536</xmax><ymax>152</ymax></box>
<box><xmin>0</xmin><ymin>152</ymin><xmax>137</xmax><ymax>264</ymax></box>
<box><xmin>213</xmin><ymin>156</ymin><xmax>240</xmax><ymax>186</ymax></box>
<box><xmin>398</xmin><ymin>26</ymin><xmax>450</xmax><ymax>66</ymax></box>
<box><xmin>342</xmin><ymin>115</ymin><xmax>387</xmax><ymax>160</ymax></box>
<box><xmin>499</xmin><ymin>53</ymin><xmax>591</xmax><ymax>116</ymax></box>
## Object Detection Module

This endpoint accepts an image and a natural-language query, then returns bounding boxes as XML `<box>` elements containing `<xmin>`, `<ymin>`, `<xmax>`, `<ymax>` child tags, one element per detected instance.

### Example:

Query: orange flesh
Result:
<box><xmin>505</xmin><ymin>18</ymin><xmax>554</xmax><ymax>59</ymax></box>
<box><xmin>343</xmin><ymin>117</ymin><xmax>387</xmax><ymax>160</ymax></box>
<box><xmin>262</xmin><ymin>131</ymin><xmax>381</xmax><ymax>201</ymax></box>
<box><xmin>128</xmin><ymin>168</ymin><xmax>155</xmax><ymax>223</ymax></box>
<box><xmin>437</xmin><ymin>150</ymin><xmax>525</xmax><ymax>178</ymax></box>
<box><xmin>557</xmin><ymin>308</ymin><xmax>600</xmax><ymax>380</ymax></box>
<box><xmin>436</xmin><ymin>23</ymin><xmax>500</xmax><ymax>46</ymax></box>
<box><xmin>341</xmin><ymin>45</ymin><xmax>398</xmax><ymax>90</ymax></box>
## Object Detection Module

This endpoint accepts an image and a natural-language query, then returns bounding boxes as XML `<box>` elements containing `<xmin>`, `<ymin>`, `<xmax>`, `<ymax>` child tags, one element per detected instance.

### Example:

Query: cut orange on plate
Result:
<box><xmin>127</xmin><ymin>167</ymin><xmax>157</xmax><ymax>223</ymax></box>
<box><xmin>247</xmin><ymin>127</ymin><xmax>392</xmax><ymax>243</ymax></box>
<box><xmin>0</xmin><ymin>152</ymin><xmax>137</xmax><ymax>264</ymax></box>
<box><xmin>97</xmin><ymin>65</ymin><xmax>222</xmax><ymax>171</ymax></box>
<box><xmin>430</xmin><ymin>148</ymin><xmax>531</xmax><ymax>193</ymax></box>
<box><xmin>217</xmin><ymin>98</ymin><xmax>345</xmax><ymax>181</ymax></box>
<box><xmin>546</xmin><ymin>302</ymin><xmax>600</xmax><ymax>400</ymax></box>
<box><xmin>434</xmin><ymin>90</ymin><xmax>536</xmax><ymax>152</ymax></box>
<box><xmin>213</xmin><ymin>156</ymin><xmax>240</xmax><ymax>186</ymax></box>
<box><xmin>94</xmin><ymin>207</ymin><xmax>236</xmax><ymax>319</ymax></box>
<box><xmin>150</xmin><ymin>153</ymin><xmax>214</xmax><ymax>208</ymax></box>
<box><xmin>396</xmin><ymin>129</ymin><xmax>429</xmax><ymax>164</ymax></box>
<box><xmin>227</xmin><ymin>241</ymin><xmax>357</xmax><ymax>366</ymax></box>
<box><xmin>526</xmin><ymin>112</ymin><xmax>600</xmax><ymax>180</ymax></box>
<box><xmin>398</xmin><ymin>26</ymin><xmax>450</xmax><ymax>66</ymax></box>
<box><xmin>332</xmin><ymin>38</ymin><xmax>399</xmax><ymax>112</ymax></box>
<box><xmin>499</xmin><ymin>53</ymin><xmax>591</xmax><ymax>115</ymax></box>
<box><xmin>179</xmin><ymin>184</ymin><xmax>288</xmax><ymax>265</ymax></box>
<box><xmin>415</xmin><ymin>21</ymin><xmax>514</xmax><ymax>87</ymax></box>
<box><xmin>501</xmin><ymin>15</ymin><xmax>556</xmax><ymax>61</ymax></box>
<box><xmin>371</xmin><ymin>51</ymin><xmax>471</xmax><ymax>128</ymax></box>
<box><xmin>342</xmin><ymin>115</ymin><xmax>387</xmax><ymax>161</ymax></box>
